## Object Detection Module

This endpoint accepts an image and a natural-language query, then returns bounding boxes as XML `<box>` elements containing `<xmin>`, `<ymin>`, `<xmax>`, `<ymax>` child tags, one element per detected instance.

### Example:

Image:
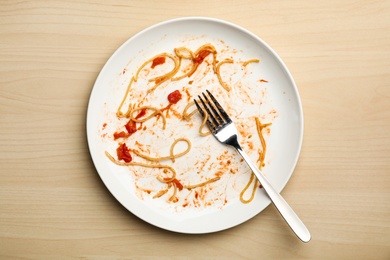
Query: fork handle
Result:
<box><xmin>235</xmin><ymin>146</ymin><xmax>311</xmax><ymax>243</ymax></box>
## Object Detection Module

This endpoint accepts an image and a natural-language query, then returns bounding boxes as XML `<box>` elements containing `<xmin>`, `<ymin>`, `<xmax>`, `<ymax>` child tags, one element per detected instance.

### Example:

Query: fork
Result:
<box><xmin>194</xmin><ymin>90</ymin><xmax>311</xmax><ymax>243</ymax></box>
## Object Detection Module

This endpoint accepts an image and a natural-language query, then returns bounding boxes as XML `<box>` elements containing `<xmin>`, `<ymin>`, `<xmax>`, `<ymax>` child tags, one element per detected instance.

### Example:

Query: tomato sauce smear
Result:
<box><xmin>135</xmin><ymin>109</ymin><xmax>147</xmax><ymax>119</ymax></box>
<box><xmin>151</xmin><ymin>56</ymin><xmax>166</xmax><ymax>69</ymax></box>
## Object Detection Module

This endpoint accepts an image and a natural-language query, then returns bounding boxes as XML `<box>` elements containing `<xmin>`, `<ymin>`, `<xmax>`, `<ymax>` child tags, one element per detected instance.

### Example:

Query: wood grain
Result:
<box><xmin>1</xmin><ymin>0</ymin><xmax>389</xmax><ymax>259</ymax></box>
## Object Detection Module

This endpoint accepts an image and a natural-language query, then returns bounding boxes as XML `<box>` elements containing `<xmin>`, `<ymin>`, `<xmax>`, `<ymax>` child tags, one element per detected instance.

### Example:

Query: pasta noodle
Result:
<box><xmin>185</xmin><ymin>177</ymin><xmax>221</xmax><ymax>190</ymax></box>
<box><xmin>216</xmin><ymin>59</ymin><xmax>234</xmax><ymax>91</ymax></box>
<box><xmin>129</xmin><ymin>106</ymin><xmax>167</xmax><ymax>130</ymax></box>
<box><xmin>187</xmin><ymin>44</ymin><xmax>218</xmax><ymax>78</ymax></box>
<box><xmin>172</xmin><ymin>47</ymin><xmax>195</xmax><ymax>81</ymax></box>
<box><xmin>153</xmin><ymin>188</ymin><xmax>169</xmax><ymax>199</ymax></box>
<box><xmin>132</xmin><ymin>137</ymin><xmax>191</xmax><ymax>163</ymax></box>
<box><xmin>243</xmin><ymin>58</ymin><xmax>260</xmax><ymax>66</ymax></box>
<box><xmin>198</xmin><ymin>111</ymin><xmax>211</xmax><ymax>136</ymax></box>
<box><xmin>239</xmin><ymin>117</ymin><xmax>272</xmax><ymax>203</ymax></box>
<box><xmin>169</xmin><ymin>184</ymin><xmax>178</xmax><ymax>202</ymax></box>
<box><xmin>134</xmin><ymin>52</ymin><xmax>180</xmax><ymax>94</ymax></box>
<box><xmin>239</xmin><ymin>173</ymin><xmax>258</xmax><ymax>204</ymax></box>
<box><xmin>116</xmin><ymin>76</ymin><xmax>135</xmax><ymax>118</ymax></box>
<box><xmin>181</xmin><ymin>102</ymin><xmax>210</xmax><ymax>136</ymax></box>
<box><xmin>105</xmin><ymin>151</ymin><xmax>177</xmax><ymax>182</ymax></box>
<box><xmin>255</xmin><ymin>118</ymin><xmax>272</xmax><ymax>169</ymax></box>
<box><xmin>182</xmin><ymin>101</ymin><xmax>197</xmax><ymax>120</ymax></box>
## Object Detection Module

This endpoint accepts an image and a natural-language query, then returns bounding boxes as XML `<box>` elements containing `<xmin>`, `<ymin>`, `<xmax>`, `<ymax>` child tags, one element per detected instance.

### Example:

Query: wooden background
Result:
<box><xmin>1</xmin><ymin>1</ymin><xmax>389</xmax><ymax>259</ymax></box>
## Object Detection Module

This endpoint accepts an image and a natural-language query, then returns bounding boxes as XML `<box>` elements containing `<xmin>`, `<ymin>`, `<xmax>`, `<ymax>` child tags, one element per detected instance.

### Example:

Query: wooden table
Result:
<box><xmin>1</xmin><ymin>1</ymin><xmax>389</xmax><ymax>258</ymax></box>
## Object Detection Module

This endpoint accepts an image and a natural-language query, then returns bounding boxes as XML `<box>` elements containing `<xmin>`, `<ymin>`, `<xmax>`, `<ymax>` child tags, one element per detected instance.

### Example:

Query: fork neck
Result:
<box><xmin>224</xmin><ymin>134</ymin><xmax>242</xmax><ymax>151</ymax></box>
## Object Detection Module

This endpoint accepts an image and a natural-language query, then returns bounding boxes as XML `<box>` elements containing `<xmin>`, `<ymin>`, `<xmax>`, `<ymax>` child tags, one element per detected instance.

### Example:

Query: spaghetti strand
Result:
<box><xmin>216</xmin><ymin>59</ymin><xmax>234</xmax><ymax>91</ymax></box>
<box><xmin>185</xmin><ymin>177</ymin><xmax>221</xmax><ymax>190</ymax></box>
<box><xmin>132</xmin><ymin>137</ymin><xmax>191</xmax><ymax>163</ymax></box>
<box><xmin>105</xmin><ymin>151</ymin><xmax>176</xmax><ymax>182</ymax></box>
<box><xmin>129</xmin><ymin>106</ymin><xmax>167</xmax><ymax>130</ymax></box>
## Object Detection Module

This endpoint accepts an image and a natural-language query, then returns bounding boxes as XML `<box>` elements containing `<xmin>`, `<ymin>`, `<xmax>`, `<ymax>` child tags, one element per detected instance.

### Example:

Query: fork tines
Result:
<box><xmin>194</xmin><ymin>90</ymin><xmax>232</xmax><ymax>132</ymax></box>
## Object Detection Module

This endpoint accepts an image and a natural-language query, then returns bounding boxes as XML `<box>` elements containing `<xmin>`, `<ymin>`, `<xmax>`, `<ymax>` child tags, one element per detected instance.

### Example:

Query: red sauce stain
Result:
<box><xmin>215</xmin><ymin>171</ymin><xmax>223</xmax><ymax>177</ymax></box>
<box><xmin>184</xmin><ymin>87</ymin><xmax>191</xmax><ymax>102</ymax></box>
<box><xmin>160</xmin><ymin>103</ymin><xmax>172</xmax><ymax>114</ymax></box>
<box><xmin>135</xmin><ymin>109</ymin><xmax>147</xmax><ymax>119</ymax></box>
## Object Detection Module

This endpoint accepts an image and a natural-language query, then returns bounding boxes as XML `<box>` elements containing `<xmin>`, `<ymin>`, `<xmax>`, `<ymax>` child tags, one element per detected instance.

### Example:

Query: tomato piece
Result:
<box><xmin>172</xmin><ymin>178</ymin><xmax>184</xmax><ymax>191</ymax></box>
<box><xmin>116</xmin><ymin>143</ymin><xmax>132</xmax><ymax>163</ymax></box>
<box><xmin>167</xmin><ymin>90</ymin><xmax>182</xmax><ymax>104</ymax></box>
<box><xmin>193</xmin><ymin>50</ymin><xmax>211</xmax><ymax>64</ymax></box>
<box><xmin>125</xmin><ymin>120</ymin><xmax>137</xmax><ymax>134</ymax></box>
<box><xmin>151</xmin><ymin>56</ymin><xmax>166</xmax><ymax>69</ymax></box>
<box><xmin>113</xmin><ymin>131</ymin><xmax>130</xmax><ymax>140</ymax></box>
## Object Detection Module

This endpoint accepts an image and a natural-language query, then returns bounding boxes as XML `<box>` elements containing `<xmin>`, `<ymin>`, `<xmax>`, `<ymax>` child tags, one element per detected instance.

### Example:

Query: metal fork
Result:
<box><xmin>194</xmin><ymin>90</ymin><xmax>311</xmax><ymax>243</ymax></box>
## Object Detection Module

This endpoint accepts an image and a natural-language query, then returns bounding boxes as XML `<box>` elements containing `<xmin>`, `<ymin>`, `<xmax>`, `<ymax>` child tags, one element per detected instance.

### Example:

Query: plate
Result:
<box><xmin>86</xmin><ymin>17</ymin><xmax>303</xmax><ymax>234</ymax></box>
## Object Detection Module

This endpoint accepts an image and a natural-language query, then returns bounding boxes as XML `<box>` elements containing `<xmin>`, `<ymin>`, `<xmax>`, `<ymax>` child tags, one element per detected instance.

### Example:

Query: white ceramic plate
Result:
<box><xmin>86</xmin><ymin>17</ymin><xmax>303</xmax><ymax>234</ymax></box>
